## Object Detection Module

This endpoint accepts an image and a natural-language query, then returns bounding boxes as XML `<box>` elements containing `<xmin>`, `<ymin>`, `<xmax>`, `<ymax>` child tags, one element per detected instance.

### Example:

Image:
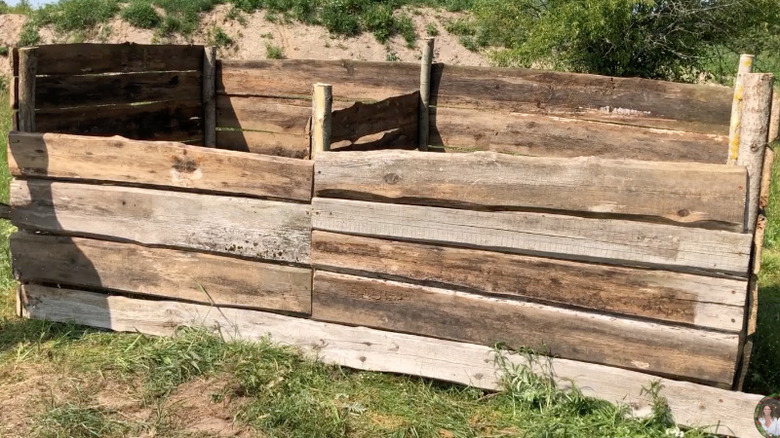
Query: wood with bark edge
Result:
<box><xmin>18</xmin><ymin>284</ymin><xmax>763</xmax><ymax>437</ymax></box>
<box><xmin>8</xmin><ymin>132</ymin><xmax>314</xmax><ymax>202</ymax></box>
<box><xmin>312</xmin><ymin>198</ymin><xmax>752</xmax><ymax>276</ymax></box>
<box><xmin>12</xmin><ymin>232</ymin><xmax>311</xmax><ymax>314</ymax></box>
<box><xmin>10</xmin><ymin>180</ymin><xmax>311</xmax><ymax>265</ymax></box>
<box><xmin>314</xmin><ymin>150</ymin><xmax>748</xmax><ymax>230</ymax></box>
<box><xmin>18</xmin><ymin>47</ymin><xmax>36</xmax><ymax>132</ymax></box>
<box><xmin>311</xmin><ymin>231</ymin><xmax>746</xmax><ymax>332</ymax></box>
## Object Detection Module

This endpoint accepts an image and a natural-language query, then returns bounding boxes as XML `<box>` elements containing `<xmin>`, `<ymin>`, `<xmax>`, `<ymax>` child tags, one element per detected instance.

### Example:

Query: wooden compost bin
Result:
<box><xmin>7</xmin><ymin>43</ymin><xmax>778</xmax><ymax>437</ymax></box>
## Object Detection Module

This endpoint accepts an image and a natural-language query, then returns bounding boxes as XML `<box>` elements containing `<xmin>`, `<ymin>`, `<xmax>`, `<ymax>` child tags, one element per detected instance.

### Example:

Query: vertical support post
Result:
<box><xmin>311</xmin><ymin>83</ymin><xmax>332</xmax><ymax>158</ymax></box>
<box><xmin>727</xmin><ymin>54</ymin><xmax>754</xmax><ymax>165</ymax></box>
<box><xmin>738</xmin><ymin>73</ymin><xmax>774</xmax><ymax>232</ymax></box>
<box><xmin>418</xmin><ymin>37</ymin><xmax>435</xmax><ymax>151</ymax></box>
<box><xmin>770</xmin><ymin>90</ymin><xmax>779</xmax><ymax>144</ymax></box>
<box><xmin>18</xmin><ymin>47</ymin><xmax>37</xmax><ymax>133</ymax></box>
<box><xmin>202</xmin><ymin>46</ymin><xmax>217</xmax><ymax>147</ymax></box>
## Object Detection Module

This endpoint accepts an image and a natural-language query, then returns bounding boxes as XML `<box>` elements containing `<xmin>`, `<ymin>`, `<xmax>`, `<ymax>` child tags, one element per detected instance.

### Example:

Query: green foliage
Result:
<box><xmin>18</xmin><ymin>20</ymin><xmax>42</xmax><ymax>46</ymax></box>
<box><xmin>0</xmin><ymin>46</ymin><xmax>8</xmax><ymax>57</ymax></box>
<box><xmin>425</xmin><ymin>22</ymin><xmax>438</xmax><ymax>37</ymax></box>
<box><xmin>207</xmin><ymin>25</ymin><xmax>234</xmax><ymax>47</ymax></box>
<box><xmin>265</xmin><ymin>42</ymin><xmax>284</xmax><ymax>59</ymax></box>
<box><xmin>120</xmin><ymin>1</ymin><xmax>161</xmax><ymax>29</ymax></box>
<box><xmin>36</xmin><ymin>0</ymin><xmax>120</xmax><ymax>34</ymax></box>
<box><xmin>34</xmin><ymin>401</ymin><xmax>130</xmax><ymax>438</ymax></box>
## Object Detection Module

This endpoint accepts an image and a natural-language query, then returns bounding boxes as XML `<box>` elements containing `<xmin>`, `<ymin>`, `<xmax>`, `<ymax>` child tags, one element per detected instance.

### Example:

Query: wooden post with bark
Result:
<box><xmin>727</xmin><ymin>54</ymin><xmax>754</xmax><ymax>165</ymax></box>
<box><xmin>311</xmin><ymin>83</ymin><xmax>332</xmax><ymax>158</ymax></box>
<box><xmin>418</xmin><ymin>38</ymin><xmax>435</xmax><ymax>151</ymax></box>
<box><xmin>202</xmin><ymin>46</ymin><xmax>217</xmax><ymax>147</ymax></box>
<box><xmin>17</xmin><ymin>47</ymin><xmax>38</xmax><ymax>133</ymax></box>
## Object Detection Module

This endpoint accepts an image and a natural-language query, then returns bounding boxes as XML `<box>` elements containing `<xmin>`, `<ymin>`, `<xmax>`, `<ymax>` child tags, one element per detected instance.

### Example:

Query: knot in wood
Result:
<box><xmin>383</xmin><ymin>173</ymin><xmax>401</xmax><ymax>184</ymax></box>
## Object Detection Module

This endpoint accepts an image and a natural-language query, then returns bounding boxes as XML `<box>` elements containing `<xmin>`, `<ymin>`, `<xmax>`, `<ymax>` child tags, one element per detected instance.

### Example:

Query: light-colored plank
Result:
<box><xmin>216</xmin><ymin>130</ymin><xmax>310</xmax><ymax>159</ymax></box>
<box><xmin>8</xmin><ymin>132</ymin><xmax>314</xmax><ymax>202</ymax></box>
<box><xmin>19</xmin><ymin>284</ymin><xmax>763</xmax><ymax>437</ymax></box>
<box><xmin>311</xmin><ymin>231</ymin><xmax>746</xmax><ymax>331</ymax></box>
<box><xmin>314</xmin><ymin>151</ymin><xmax>747</xmax><ymax>230</ymax></box>
<box><xmin>10</xmin><ymin>180</ymin><xmax>311</xmax><ymax>264</ymax></box>
<box><xmin>430</xmin><ymin>107</ymin><xmax>729</xmax><ymax>163</ymax></box>
<box><xmin>33</xmin><ymin>43</ymin><xmax>203</xmax><ymax>75</ymax></box>
<box><xmin>312</xmin><ymin>198</ymin><xmax>752</xmax><ymax>276</ymax></box>
<box><xmin>216</xmin><ymin>95</ymin><xmax>312</xmax><ymax>134</ymax></box>
<box><xmin>12</xmin><ymin>233</ymin><xmax>311</xmax><ymax>314</ymax></box>
<box><xmin>331</xmin><ymin>92</ymin><xmax>419</xmax><ymax>144</ymax></box>
<box><xmin>311</xmin><ymin>84</ymin><xmax>333</xmax><ymax>157</ymax></box>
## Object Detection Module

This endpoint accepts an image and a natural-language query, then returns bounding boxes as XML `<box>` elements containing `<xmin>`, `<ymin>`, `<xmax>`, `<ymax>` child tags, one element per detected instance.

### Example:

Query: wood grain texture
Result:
<box><xmin>314</xmin><ymin>150</ymin><xmax>748</xmax><ymax>229</ymax></box>
<box><xmin>32</xmin><ymin>43</ymin><xmax>203</xmax><ymax>75</ymax></box>
<box><xmin>203</xmin><ymin>46</ymin><xmax>217</xmax><ymax>147</ymax></box>
<box><xmin>217</xmin><ymin>59</ymin><xmax>419</xmax><ymax>100</ymax></box>
<box><xmin>311</xmin><ymin>231</ymin><xmax>747</xmax><ymax>331</ymax></box>
<box><xmin>18</xmin><ymin>48</ymin><xmax>36</xmax><ymax>132</ymax></box>
<box><xmin>331</xmin><ymin>92</ymin><xmax>419</xmax><ymax>144</ymax></box>
<box><xmin>430</xmin><ymin>64</ymin><xmax>733</xmax><ymax>135</ymax></box>
<box><xmin>216</xmin><ymin>130</ymin><xmax>310</xmax><ymax>158</ymax></box>
<box><xmin>10</xmin><ymin>180</ymin><xmax>311</xmax><ymax>264</ymax></box>
<box><xmin>312</xmin><ymin>198</ymin><xmax>752</xmax><ymax>276</ymax></box>
<box><xmin>35</xmin><ymin>71</ymin><xmax>202</xmax><ymax>110</ymax></box>
<box><xmin>12</xmin><ymin>232</ymin><xmax>311</xmax><ymax>313</ymax></box>
<box><xmin>35</xmin><ymin>99</ymin><xmax>204</xmax><ymax>143</ymax></box>
<box><xmin>8</xmin><ymin>132</ymin><xmax>314</xmax><ymax>202</ymax></box>
<box><xmin>19</xmin><ymin>284</ymin><xmax>762</xmax><ymax>437</ymax></box>
<box><xmin>312</xmin><ymin>271</ymin><xmax>738</xmax><ymax>385</ymax></box>
<box><xmin>216</xmin><ymin>95</ymin><xmax>312</xmax><ymax>134</ymax></box>
<box><xmin>430</xmin><ymin>107</ymin><xmax>729</xmax><ymax>163</ymax></box>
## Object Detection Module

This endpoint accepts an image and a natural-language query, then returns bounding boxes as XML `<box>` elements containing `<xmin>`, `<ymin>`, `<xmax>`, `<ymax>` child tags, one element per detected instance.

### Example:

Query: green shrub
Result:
<box><xmin>397</xmin><ymin>14</ymin><xmax>416</xmax><ymax>47</ymax></box>
<box><xmin>0</xmin><ymin>46</ymin><xmax>8</xmax><ymax>57</ymax></box>
<box><xmin>18</xmin><ymin>21</ymin><xmax>41</xmax><ymax>46</ymax></box>
<box><xmin>265</xmin><ymin>43</ymin><xmax>284</xmax><ymax>59</ymax></box>
<box><xmin>208</xmin><ymin>26</ymin><xmax>234</xmax><ymax>47</ymax></box>
<box><xmin>36</xmin><ymin>0</ymin><xmax>120</xmax><ymax>33</ymax></box>
<box><xmin>425</xmin><ymin>22</ymin><xmax>438</xmax><ymax>37</ymax></box>
<box><xmin>363</xmin><ymin>3</ymin><xmax>395</xmax><ymax>43</ymax></box>
<box><xmin>121</xmin><ymin>2</ymin><xmax>162</xmax><ymax>29</ymax></box>
<box><xmin>321</xmin><ymin>0</ymin><xmax>361</xmax><ymax>36</ymax></box>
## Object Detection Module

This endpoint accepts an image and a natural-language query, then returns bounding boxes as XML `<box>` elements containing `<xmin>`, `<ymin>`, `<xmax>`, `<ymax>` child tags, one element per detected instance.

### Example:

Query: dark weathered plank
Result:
<box><xmin>314</xmin><ymin>150</ymin><xmax>747</xmax><ymax>229</ymax></box>
<box><xmin>312</xmin><ymin>271</ymin><xmax>739</xmax><ymax>386</ymax></box>
<box><xmin>35</xmin><ymin>71</ymin><xmax>202</xmax><ymax>110</ymax></box>
<box><xmin>216</xmin><ymin>95</ymin><xmax>312</xmax><ymax>134</ymax></box>
<box><xmin>216</xmin><ymin>130</ymin><xmax>310</xmax><ymax>158</ymax></box>
<box><xmin>312</xmin><ymin>198</ymin><xmax>752</xmax><ymax>276</ymax></box>
<box><xmin>12</xmin><ymin>233</ymin><xmax>311</xmax><ymax>313</ymax></box>
<box><xmin>430</xmin><ymin>64</ymin><xmax>733</xmax><ymax>135</ymax></box>
<box><xmin>430</xmin><ymin>107</ymin><xmax>729</xmax><ymax>163</ymax></box>
<box><xmin>33</xmin><ymin>43</ymin><xmax>203</xmax><ymax>75</ymax></box>
<box><xmin>8</xmin><ymin>132</ymin><xmax>314</xmax><ymax>202</ymax></box>
<box><xmin>311</xmin><ymin>231</ymin><xmax>747</xmax><ymax>331</ymax></box>
<box><xmin>331</xmin><ymin>92</ymin><xmax>419</xmax><ymax>143</ymax></box>
<box><xmin>35</xmin><ymin>100</ymin><xmax>203</xmax><ymax>143</ymax></box>
<box><xmin>19</xmin><ymin>284</ymin><xmax>763</xmax><ymax>435</ymax></box>
<box><xmin>11</xmin><ymin>180</ymin><xmax>311</xmax><ymax>264</ymax></box>
<box><xmin>217</xmin><ymin>59</ymin><xmax>419</xmax><ymax>101</ymax></box>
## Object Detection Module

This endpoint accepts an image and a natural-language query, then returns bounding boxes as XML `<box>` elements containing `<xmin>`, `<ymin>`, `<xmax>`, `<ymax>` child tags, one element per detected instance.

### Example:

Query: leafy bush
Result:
<box><xmin>36</xmin><ymin>0</ymin><xmax>120</xmax><ymax>33</ymax></box>
<box><xmin>208</xmin><ymin>26</ymin><xmax>234</xmax><ymax>47</ymax></box>
<box><xmin>265</xmin><ymin>43</ymin><xmax>284</xmax><ymax>59</ymax></box>
<box><xmin>17</xmin><ymin>21</ymin><xmax>41</xmax><ymax>46</ymax></box>
<box><xmin>121</xmin><ymin>1</ymin><xmax>161</xmax><ymax>29</ymax></box>
<box><xmin>363</xmin><ymin>3</ymin><xmax>395</xmax><ymax>43</ymax></box>
<box><xmin>320</xmin><ymin>0</ymin><xmax>362</xmax><ymax>36</ymax></box>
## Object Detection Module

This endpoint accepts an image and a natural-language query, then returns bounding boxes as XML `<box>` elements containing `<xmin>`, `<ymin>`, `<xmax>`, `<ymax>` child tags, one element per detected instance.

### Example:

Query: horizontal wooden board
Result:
<box><xmin>35</xmin><ymin>71</ymin><xmax>202</xmax><ymax>110</ymax></box>
<box><xmin>311</xmin><ymin>231</ymin><xmax>747</xmax><ymax>331</ymax></box>
<box><xmin>216</xmin><ymin>95</ymin><xmax>312</xmax><ymax>134</ymax></box>
<box><xmin>312</xmin><ymin>198</ymin><xmax>752</xmax><ymax>276</ymax></box>
<box><xmin>218</xmin><ymin>59</ymin><xmax>419</xmax><ymax>101</ymax></box>
<box><xmin>314</xmin><ymin>150</ymin><xmax>747</xmax><ymax>229</ymax></box>
<box><xmin>11</xmin><ymin>180</ymin><xmax>311</xmax><ymax>264</ymax></box>
<box><xmin>430</xmin><ymin>64</ymin><xmax>733</xmax><ymax>135</ymax></box>
<box><xmin>312</xmin><ymin>271</ymin><xmax>738</xmax><ymax>385</ymax></box>
<box><xmin>430</xmin><ymin>107</ymin><xmax>729</xmax><ymax>164</ymax></box>
<box><xmin>12</xmin><ymin>233</ymin><xmax>311</xmax><ymax>313</ymax></box>
<box><xmin>216</xmin><ymin>130</ymin><xmax>310</xmax><ymax>158</ymax></box>
<box><xmin>27</xmin><ymin>43</ymin><xmax>203</xmax><ymax>76</ymax></box>
<box><xmin>8</xmin><ymin>132</ymin><xmax>314</xmax><ymax>202</ymax></box>
<box><xmin>331</xmin><ymin>92</ymin><xmax>419</xmax><ymax>143</ymax></box>
<box><xmin>35</xmin><ymin>99</ymin><xmax>204</xmax><ymax>143</ymax></box>
<box><xmin>19</xmin><ymin>284</ymin><xmax>761</xmax><ymax>436</ymax></box>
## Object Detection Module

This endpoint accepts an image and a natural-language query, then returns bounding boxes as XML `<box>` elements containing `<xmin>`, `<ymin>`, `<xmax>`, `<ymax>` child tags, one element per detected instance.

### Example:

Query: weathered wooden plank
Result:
<box><xmin>203</xmin><ymin>47</ymin><xmax>217</xmax><ymax>147</ymax></box>
<box><xmin>10</xmin><ymin>180</ymin><xmax>311</xmax><ymax>264</ymax></box>
<box><xmin>312</xmin><ymin>198</ymin><xmax>752</xmax><ymax>276</ymax></box>
<box><xmin>311</xmin><ymin>231</ymin><xmax>746</xmax><ymax>331</ymax></box>
<box><xmin>12</xmin><ymin>233</ymin><xmax>311</xmax><ymax>314</ymax></box>
<box><xmin>33</xmin><ymin>43</ymin><xmax>203</xmax><ymax>75</ymax></box>
<box><xmin>35</xmin><ymin>99</ymin><xmax>204</xmax><ymax>143</ymax></box>
<box><xmin>312</xmin><ymin>271</ymin><xmax>739</xmax><ymax>386</ymax></box>
<box><xmin>19</xmin><ymin>284</ymin><xmax>762</xmax><ymax>436</ymax></box>
<box><xmin>430</xmin><ymin>107</ymin><xmax>729</xmax><ymax>164</ymax></box>
<box><xmin>314</xmin><ymin>150</ymin><xmax>747</xmax><ymax>229</ymax></box>
<box><xmin>216</xmin><ymin>130</ymin><xmax>310</xmax><ymax>158</ymax></box>
<box><xmin>18</xmin><ymin>48</ymin><xmax>36</xmax><ymax>132</ymax></box>
<box><xmin>430</xmin><ymin>64</ymin><xmax>733</xmax><ymax>135</ymax></box>
<box><xmin>8</xmin><ymin>132</ymin><xmax>314</xmax><ymax>202</ymax></box>
<box><xmin>216</xmin><ymin>95</ymin><xmax>312</xmax><ymax>134</ymax></box>
<box><xmin>331</xmin><ymin>92</ymin><xmax>419</xmax><ymax>144</ymax></box>
<box><xmin>34</xmin><ymin>71</ymin><xmax>202</xmax><ymax>110</ymax></box>
<box><xmin>217</xmin><ymin>59</ymin><xmax>419</xmax><ymax>101</ymax></box>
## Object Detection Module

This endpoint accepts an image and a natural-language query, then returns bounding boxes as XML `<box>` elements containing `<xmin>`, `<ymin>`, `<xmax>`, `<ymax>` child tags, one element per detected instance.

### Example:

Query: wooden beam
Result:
<box><xmin>203</xmin><ymin>46</ymin><xmax>218</xmax><ymax>147</ymax></box>
<box><xmin>314</xmin><ymin>150</ymin><xmax>748</xmax><ymax>230</ymax></box>
<box><xmin>311</xmin><ymin>198</ymin><xmax>752</xmax><ymax>276</ymax></box>
<box><xmin>8</xmin><ymin>131</ymin><xmax>314</xmax><ymax>202</ymax></box>
<box><xmin>12</xmin><ymin>232</ymin><xmax>312</xmax><ymax>314</ymax></box>
<box><xmin>311</xmin><ymin>84</ymin><xmax>332</xmax><ymax>158</ymax></box>
<box><xmin>217</xmin><ymin>95</ymin><xmax>312</xmax><ymax>134</ymax></box>
<box><xmin>19</xmin><ymin>284</ymin><xmax>763</xmax><ymax>437</ymax></box>
<box><xmin>18</xmin><ymin>47</ymin><xmax>37</xmax><ymax>132</ymax></box>
<box><xmin>32</xmin><ymin>43</ymin><xmax>204</xmax><ymax>75</ymax></box>
<box><xmin>216</xmin><ymin>130</ymin><xmax>310</xmax><ymax>159</ymax></box>
<box><xmin>311</xmin><ymin>231</ymin><xmax>747</xmax><ymax>332</ymax></box>
<box><xmin>727</xmin><ymin>54</ymin><xmax>754</xmax><ymax>164</ymax></box>
<box><xmin>10</xmin><ymin>180</ymin><xmax>312</xmax><ymax>264</ymax></box>
<box><xmin>419</xmin><ymin>38</ymin><xmax>434</xmax><ymax>151</ymax></box>
<box><xmin>331</xmin><ymin>92</ymin><xmax>419</xmax><ymax>144</ymax></box>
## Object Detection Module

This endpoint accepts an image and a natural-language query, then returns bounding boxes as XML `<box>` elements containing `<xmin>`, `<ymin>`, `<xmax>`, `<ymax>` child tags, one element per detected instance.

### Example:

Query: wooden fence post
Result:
<box><xmin>727</xmin><ymin>54</ymin><xmax>754</xmax><ymax>165</ymax></box>
<box><xmin>18</xmin><ymin>47</ymin><xmax>38</xmax><ymax>133</ymax></box>
<box><xmin>203</xmin><ymin>46</ymin><xmax>217</xmax><ymax>147</ymax></box>
<box><xmin>311</xmin><ymin>83</ymin><xmax>332</xmax><ymax>158</ymax></box>
<box><xmin>418</xmin><ymin>38</ymin><xmax>435</xmax><ymax>151</ymax></box>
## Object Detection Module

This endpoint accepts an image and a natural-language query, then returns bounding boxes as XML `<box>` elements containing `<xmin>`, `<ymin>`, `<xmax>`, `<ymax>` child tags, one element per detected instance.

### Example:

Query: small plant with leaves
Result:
<box><xmin>207</xmin><ymin>26</ymin><xmax>234</xmax><ymax>48</ymax></box>
<box><xmin>121</xmin><ymin>1</ymin><xmax>162</xmax><ymax>29</ymax></box>
<box><xmin>425</xmin><ymin>22</ymin><xmax>438</xmax><ymax>37</ymax></box>
<box><xmin>265</xmin><ymin>43</ymin><xmax>284</xmax><ymax>59</ymax></box>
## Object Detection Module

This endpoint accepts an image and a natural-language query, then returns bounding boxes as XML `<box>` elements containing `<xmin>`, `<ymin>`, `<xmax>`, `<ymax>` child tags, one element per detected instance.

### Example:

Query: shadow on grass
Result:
<box><xmin>0</xmin><ymin>313</ymin><xmax>99</xmax><ymax>358</ymax></box>
<box><xmin>744</xmin><ymin>282</ymin><xmax>780</xmax><ymax>394</ymax></box>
